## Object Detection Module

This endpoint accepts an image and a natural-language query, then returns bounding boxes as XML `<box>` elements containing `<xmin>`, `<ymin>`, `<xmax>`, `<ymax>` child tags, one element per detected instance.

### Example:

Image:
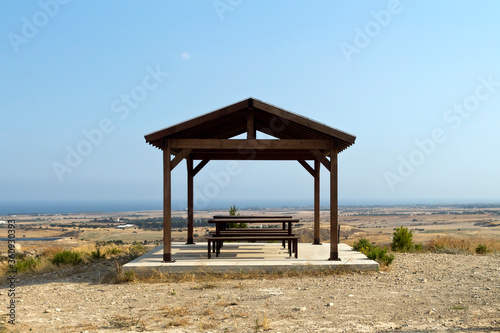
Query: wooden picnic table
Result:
<box><xmin>206</xmin><ymin>216</ymin><xmax>300</xmax><ymax>258</ymax></box>
<box><xmin>212</xmin><ymin>215</ymin><xmax>294</xmax><ymax>219</ymax></box>
<box><xmin>208</xmin><ymin>217</ymin><xmax>299</xmax><ymax>237</ymax></box>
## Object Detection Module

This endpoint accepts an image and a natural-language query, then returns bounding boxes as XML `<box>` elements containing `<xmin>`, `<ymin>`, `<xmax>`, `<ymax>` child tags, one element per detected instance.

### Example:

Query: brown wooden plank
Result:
<box><xmin>206</xmin><ymin>236</ymin><xmax>298</xmax><ymax>240</ymax></box>
<box><xmin>298</xmin><ymin>160</ymin><xmax>314</xmax><ymax>177</ymax></box>
<box><xmin>193</xmin><ymin>159</ymin><xmax>210</xmax><ymax>176</ymax></box>
<box><xmin>314</xmin><ymin>159</ymin><xmax>321</xmax><ymax>244</ymax></box>
<box><xmin>310</xmin><ymin>149</ymin><xmax>331</xmax><ymax>172</ymax></box>
<box><xmin>186</xmin><ymin>157</ymin><xmax>194</xmax><ymax>244</ymax></box>
<box><xmin>163</xmin><ymin>139</ymin><xmax>174</xmax><ymax>262</ymax></box>
<box><xmin>208</xmin><ymin>218</ymin><xmax>299</xmax><ymax>223</ymax></box>
<box><xmin>213</xmin><ymin>215</ymin><xmax>293</xmax><ymax>219</ymax></box>
<box><xmin>190</xmin><ymin>151</ymin><xmax>316</xmax><ymax>161</ymax></box>
<box><xmin>170</xmin><ymin>139</ymin><xmax>330</xmax><ymax>150</ymax></box>
<box><xmin>170</xmin><ymin>148</ymin><xmax>192</xmax><ymax>171</ymax></box>
<box><xmin>247</xmin><ymin>110</ymin><xmax>256</xmax><ymax>139</ymax></box>
<box><xmin>329</xmin><ymin>139</ymin><xmax>339</xmax><ymax>261</ymax></box>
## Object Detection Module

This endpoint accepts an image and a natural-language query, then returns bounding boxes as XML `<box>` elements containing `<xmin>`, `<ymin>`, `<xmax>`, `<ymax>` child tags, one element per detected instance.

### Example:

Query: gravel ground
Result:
<box><xmin>1</xmin><ymin>252</ymin><xmax>499</xmax><ymax>332</ymax></box>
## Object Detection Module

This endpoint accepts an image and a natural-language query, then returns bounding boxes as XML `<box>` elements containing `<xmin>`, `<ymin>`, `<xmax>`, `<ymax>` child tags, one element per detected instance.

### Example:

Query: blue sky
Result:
<box><xmin>1</xmin><ymin>1</ymin><xmax>499</xmax><ymax>212</ymax></box>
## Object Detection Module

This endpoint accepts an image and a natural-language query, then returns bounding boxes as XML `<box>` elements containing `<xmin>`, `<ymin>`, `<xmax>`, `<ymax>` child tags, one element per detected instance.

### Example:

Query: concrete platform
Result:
<box><xmin>123</xmin><ymin>242</ymin><xmax>379</xmax><ymax>274</ymax></box>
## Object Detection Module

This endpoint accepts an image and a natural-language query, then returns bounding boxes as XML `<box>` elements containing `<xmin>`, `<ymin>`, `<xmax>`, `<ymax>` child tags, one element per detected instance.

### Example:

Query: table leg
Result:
<box><xmin>282</xmin><ymin>222</ymin><xmax>286</xmax><ymax>248</ymax></box>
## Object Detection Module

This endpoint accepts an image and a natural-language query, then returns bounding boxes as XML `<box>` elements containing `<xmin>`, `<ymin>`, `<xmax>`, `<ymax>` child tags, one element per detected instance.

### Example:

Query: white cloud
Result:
<box><xmin>180</xmin><ymin>52</ymin><xmax>190</xmax><ymax>59</ymax></box>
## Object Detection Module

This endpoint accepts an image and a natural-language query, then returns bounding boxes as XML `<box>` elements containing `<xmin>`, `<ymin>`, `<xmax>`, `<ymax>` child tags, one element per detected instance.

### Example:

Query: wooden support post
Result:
<box><xmin>313</xmin><ymin>159</ymin><xmax>321</xmax><ymax>245</ymax></box>
<box><xmin>186</xmin><ymin>157</ymin><xmax>194</xmax><ymax>244</ymax></box>
<box><xmin>163</xmin><ymin>139</ymin><xmax>174</xmax><ymax>262</ymax></box>
<box><xmin>329</xmin><ymin>139</ymin><xmax>340</xmax><ymax>261</ymax></box>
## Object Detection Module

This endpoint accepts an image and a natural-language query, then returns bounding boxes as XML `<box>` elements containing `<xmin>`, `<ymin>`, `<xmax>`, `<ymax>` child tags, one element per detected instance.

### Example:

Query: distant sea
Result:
<box><xmin>0</xmin><ymin>198</ymin><xmax>458</xmax><ymax>216</ymax></box>
<box><xmin>0</xmin><ymin>200</ymin><xmax>164</xmax><ymax>215</ymax></box>
<box><xmin>0</xmin><ymin>199</ymin><xmax>315</xmax><ymax>215</ymax></box>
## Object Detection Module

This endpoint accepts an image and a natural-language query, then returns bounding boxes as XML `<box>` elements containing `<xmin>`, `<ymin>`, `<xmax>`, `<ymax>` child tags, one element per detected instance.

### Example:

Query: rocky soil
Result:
<box><xmin>1</xmin><ymin>252</ymin><xmax>499</xmax><ymax>332</ymax></box>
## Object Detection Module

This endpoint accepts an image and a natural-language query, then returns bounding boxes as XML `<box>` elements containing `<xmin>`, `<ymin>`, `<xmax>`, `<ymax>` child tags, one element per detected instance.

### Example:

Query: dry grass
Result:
<box><xmin>164</xmin><ymin>306</ymin><xmax>190</xmax><ymax>327</ymax></box>
<box><xmin>198</xmin><ymin>319</ymin><xmax>218</xmax><ymax>330</ymax></box>
<box><xmin>426</xmin><ymin>235</ymin><xmax>500</xmax><ymax>254</ymax></box>
<box><xmin>255</xmin><ymin>312</ymin><xmax>271</xmax><ymax>330</ymax></box>
<box><xmin>202</xmin><ymin>309</ymin><xmax>215</xmax><ymax>317</ymax></box>
<box><xmin>0</xmin><ymin>243</ymin><xmax>147</xmax><ymax>278</ymax></box>
<box><xmin>216</xmin><ymin>299</ymin><xmax>233</xmax><ymax>307</ymax></box>
<box><xmin>169</xmin><ymin>317</ymin><xmax>189</xmax><ymax>327</ymax></box>
<box><xmin>163</xmin><ymin>306</ymin><xmax>190</xmax><ymax>318</ymax></box>
<box><xmin>108</xmin><ymin>315</ymin><xmax>142</xmax><ymax>329</ymax></box>
<box><xmin>40</xmin><ymin>245</ymin><xmax>65</xmax><ymax>257</ymax></box>
<box><xmin>191</xmin><ymin>282</ymin><xmax>218</xmax><ymax>290</ymax></box>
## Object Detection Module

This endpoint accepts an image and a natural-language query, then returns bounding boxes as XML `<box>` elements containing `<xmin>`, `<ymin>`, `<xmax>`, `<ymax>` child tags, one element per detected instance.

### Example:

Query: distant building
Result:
<box><xmin>116</xmin><ymin>224</ymin><xmax>138</xmax><ymax>229</ymax></box>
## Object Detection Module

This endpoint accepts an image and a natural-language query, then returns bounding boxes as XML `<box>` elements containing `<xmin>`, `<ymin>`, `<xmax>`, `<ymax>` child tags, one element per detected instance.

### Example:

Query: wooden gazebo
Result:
<box><xmin>145</xmin><ymin>98</ymin><xmax>356</xmax><ymax>262</ymax></box>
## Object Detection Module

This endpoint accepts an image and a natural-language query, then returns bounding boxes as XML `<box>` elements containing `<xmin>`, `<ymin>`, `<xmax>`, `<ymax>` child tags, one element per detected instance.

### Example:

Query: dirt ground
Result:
<box><xmin>1</xmin><ymin>252</ymin><xmax>499</xmax><ymax>332</ymax></box>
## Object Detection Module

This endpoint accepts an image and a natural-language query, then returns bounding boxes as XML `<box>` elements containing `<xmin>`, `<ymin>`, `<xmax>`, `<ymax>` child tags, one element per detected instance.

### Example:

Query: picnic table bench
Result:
<box><xmin>206</xmin><ymin>235</ymin><xmax>298</xmax><ymax>258</ymax></box>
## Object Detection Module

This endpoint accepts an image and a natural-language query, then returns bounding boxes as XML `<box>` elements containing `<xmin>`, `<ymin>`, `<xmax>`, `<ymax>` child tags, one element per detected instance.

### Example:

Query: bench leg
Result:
<box><xmin>208</xmin><ymin>241</ymin><xmax>211</xmax><ymax>259</ymax></box>
<box><xmin>295</xmin><ymin>240</ymin><xmax>298</xmax><ymax>258</ymax></box>
<box><xmin>288</xmin><ymin>240</ymin><xmax>292</xmax><ymax>257</ymax></box>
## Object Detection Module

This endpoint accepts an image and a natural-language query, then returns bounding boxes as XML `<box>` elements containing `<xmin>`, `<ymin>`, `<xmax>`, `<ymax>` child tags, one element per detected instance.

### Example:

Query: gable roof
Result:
<box><xmin>145</xmin><ymin>98</ymin><xmax>356</xmax><ymax>158</ymax></box>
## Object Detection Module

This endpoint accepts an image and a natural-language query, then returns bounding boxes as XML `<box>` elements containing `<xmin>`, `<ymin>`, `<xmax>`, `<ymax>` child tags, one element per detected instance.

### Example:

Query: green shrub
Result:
<box><xmin>14</xmin><ymin>257</ymin><xmax>41</xmax><ymax>273</ymax></box>
<box><xmin>352</xmin><ymin>238</ymin><xmax>372</xmax><ymax>252</ymax></box>
<box><xmin>130</xmin><ymin>242</ymin><xmax>146</xmax><ymax>255</ymax></box>
<box><xmin>392</xmin><ymin>226</ymin><xmax>415</xmax><ymax>252</ymax></box>
<box><xmin>91</xmin><ymin>247</ymin><xmax>106</xmax><ymax>259</ymax></box>
<box><xmin>353</xmin><ymin>238</ymin><xmax>395</xmax><ymax>266</ymax></box>
<box><xmin>228</xmin><ymin>205</ymin><xmax>247</xmax><ymax>228</ymax></box>
<box><xmin>475</xmin><ymin>244</ymin><xmax>488</xmax><ymax>254</ymax></box>
<box><xmin>365</xmin><ymin>246</ymin><xmax>395</xmax><ymax>266</ymax></box>
<box><xmin>50</xmin><ymin>250</ymin><xmax>83</xmax><ymax>266</ymax></box>
<box><xmin>106</xmin><ymin>246</ymin><xmax>123</xmax><ymax>255</ymax></box>
<box><xmin>124</xmin><ymin>270</ymin><xmax>136</xmax><ymax>282</ymax></box>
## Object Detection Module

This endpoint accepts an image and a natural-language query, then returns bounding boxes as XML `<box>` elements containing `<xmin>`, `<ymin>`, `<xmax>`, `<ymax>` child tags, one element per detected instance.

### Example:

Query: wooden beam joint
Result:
<box><xmin>170</xmin><ymin>149</ymin><xmax>192</xmax><ymax>171</ymax></box>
